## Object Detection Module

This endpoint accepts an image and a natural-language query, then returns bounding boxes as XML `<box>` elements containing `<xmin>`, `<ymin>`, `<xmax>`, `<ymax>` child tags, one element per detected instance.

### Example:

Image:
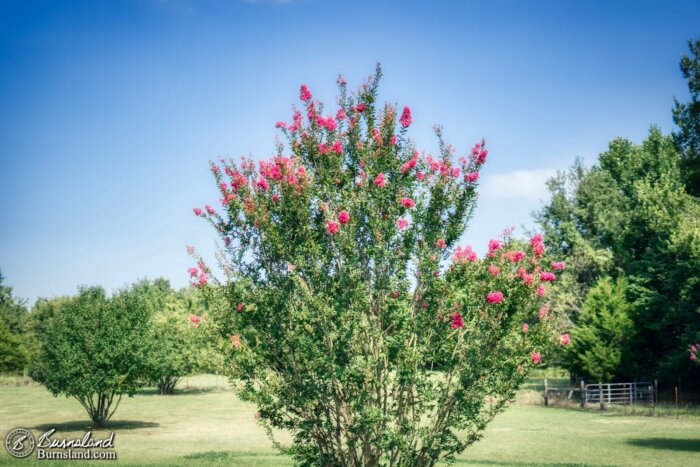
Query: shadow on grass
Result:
<box><xmin>625</xmin><ymin>437</ymin><xmax>700</xmax><ymax>452</ymax></box>
<box><xmin>137</xmin><ymin>386</ymin><xmax>223</xmax><ymax>396</ymax></box>
<box><xmin>452</xmin><ymin>461</ymin><xmax>610</xmax><ymax>467</ymax></box>
<box><xmin>183</xmin><ymin>451</ymin><xmax>291</xmax><ymax>462</ymax></box>
<box><xmin>33</xmin><ymin>420</ymin><xmax>159</xmax><ymax>432</ymax></box>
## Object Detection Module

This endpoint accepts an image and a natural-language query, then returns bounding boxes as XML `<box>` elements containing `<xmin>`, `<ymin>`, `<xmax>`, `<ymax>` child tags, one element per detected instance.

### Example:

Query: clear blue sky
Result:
<box><xmin>1</xmin><ymin>0</ymin><xmax>698</xmax><ymax>304</ymax></box>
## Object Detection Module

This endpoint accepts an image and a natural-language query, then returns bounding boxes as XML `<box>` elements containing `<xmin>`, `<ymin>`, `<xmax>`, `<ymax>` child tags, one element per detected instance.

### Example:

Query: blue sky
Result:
<box><xmin>1</xmin><ymin>0</ymin><xmax>699</xmax><ymax>304</ymax></box>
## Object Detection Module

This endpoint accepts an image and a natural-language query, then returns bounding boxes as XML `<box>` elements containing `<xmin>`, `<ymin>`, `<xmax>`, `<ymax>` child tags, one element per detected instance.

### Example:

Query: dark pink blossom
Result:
<box><xmin>400</xmin><ymin>106</ymin><xmax>412</xmax><ymax>127</ymax></box>
<box><xmin>401</xmin><ymin>197</ymin><xmax>415</xmax><ymax>208</ymax></box>
<box><xmin>300</xmin><ymin>84</ymin><xmax>312</xmax><ymax>101</ymax></box>
<box><xmin>487</xmin><ymin>291</ymin><xmax>504</xmax><ymax>304</ymax></box>
<box><xmin>327</xmin><ymin>220</ymin><xmax>340</xmax><ymax>234</ymax></box>
<box><xmin>560</xmin><ymin>333</ymin><xmax>571</xmax><ymax>345</ymax></box>
<box><xmin>451</xmin><ymin>312</ymin><xmax>464</xmax><ymax>329</ymax></box>
<box><xmin>374</xmin><ymin>173</ymin><xmax>387</xmax><ymax>187</ymax></box>
<box><xmin>193</xmin><ymin>207</ymin><xmax>203</xmax><ymax>216</ymax></box>
<box><xmin>551</xmin><ymin>261</ymin><xmax>566</xmax><ymax>270</ymax></box>
<box><xmin>540</xmin><ymin>272</ymin><xmax>557</xmax><ymax>282</ymax></box>
<box><xmin>397</xmin><ymin>218</ymin><xmax>409</xmax><ymax>229</ymax></box>
<box><xmin>435</xmin><ymin>238</ymin><xmax>446</xmax><ymax>249</ymax></box>
<box><xmin>531</xmin><ymin>352</ymin><xmax>541</xmax><ymax>364</ymax></box>
<box><xmin>338</xmin><ymin>210</ymin><xmax>350</xmax><ymax>224</ymax></box>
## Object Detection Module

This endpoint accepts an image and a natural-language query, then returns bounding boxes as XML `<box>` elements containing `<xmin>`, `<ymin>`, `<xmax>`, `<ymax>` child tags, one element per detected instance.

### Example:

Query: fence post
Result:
<box><xmin>632</xmin><ymin>380</ymin><xmax>636</xmax><ymax>406</ymax></box>
<box><xmin>650</xmin><ymin>383</ymin><xmax>655</xmax><ymax>417</ymax></box>
<box><xmin>580</xmin><ymin>380</ymin><xmax>586</xmax><ymax>408</ymax></box>
<box><xmin>675</xmin><ymin>386</ymin><xmax>679</xmax><ymax>419</ymax></box>
<box><xmin>654</xmin><ymin>379</ymin><xmax>658</xmax><ymax>405</ymax></box>
<box><xmin>599</xmin><ymin>381</ymin><xmax>604</xmax><ymax>410</ymax></box>
<box><xmin>544</xmin><ymin>377</ymin><xmax>549</xmax><ymax>406</ymax></box>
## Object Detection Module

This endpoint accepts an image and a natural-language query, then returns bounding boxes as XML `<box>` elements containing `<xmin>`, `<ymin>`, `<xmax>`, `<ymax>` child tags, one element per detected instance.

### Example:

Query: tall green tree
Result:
<box><xmin>0</xmin><ymin>271</ymin><xmax>30</xmax><ymax>372</ymax></box>
<box><xmin>30</xmin><ymin>286</ymin><xmax>151</xmax><ymax>427</ymax></box>
<box><xmin>536</xmin><ymin>128</ymin><xmax>700</xmax><ymax>385</ymax></box>
<box><xmin>565</xmin><ymin>277</ymin><xmax>633</xmax><ymax>382</ymax></box>
<box><xmin>673</xmin><ymin>38</ymin><xmax>700</xmax><ymax>196</ymax></box>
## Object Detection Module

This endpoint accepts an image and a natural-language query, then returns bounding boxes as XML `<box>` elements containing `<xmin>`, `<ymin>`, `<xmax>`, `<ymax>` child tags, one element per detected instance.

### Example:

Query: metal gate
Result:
<box><xmin>585</xmin><ymin>382</ymin><xmax>654</xmax><ymax>405</ymax></box>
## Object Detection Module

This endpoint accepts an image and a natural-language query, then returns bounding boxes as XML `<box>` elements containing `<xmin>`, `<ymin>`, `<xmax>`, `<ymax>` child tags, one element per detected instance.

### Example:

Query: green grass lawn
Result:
<box><xmin>1</xmin><ymin>374</ymin><xmax>699</xmax><ymax>466</ymax></box>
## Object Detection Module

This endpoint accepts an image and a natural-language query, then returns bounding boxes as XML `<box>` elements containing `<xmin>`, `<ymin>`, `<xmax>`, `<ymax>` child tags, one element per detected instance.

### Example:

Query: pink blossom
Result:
<box><xmin>451</xmin><ymin>312</ymin><xmax>464</xmax><ymax>329</ymax></box>
<box><xmin>327</xmin><ymin>220</ymin><xmax>340</xmax><ymax>234</ymax></box>
<box><xmin>224</xmin><ymin>236</ymin><xmax>232</xmax><ymax>246</ymax></box>
<box><xmin>197</xmin><ymin>273</ymin><xmax>208</xmax><ymax>286</ymax></box>
<box><xmin>319</xmin><ymin>143</ymin><xmax>331</xmax><ymax>154</ymax></box>
<box><xmin>400</xmin><ymin>157</ymin><xmax>417</xmax><ymax>173</ymax></box>
<box><xmin>531</xmin><ymin>352</ymin><xmax>541</xmax><ymax>364</ymax></box>
<box><xmin>488</xmin><ymin>239</ymin><xmax>501</xmax><ymax>253</ymax></box>
<box><xmin>400</xmin><ymin>106</ymin><xmax>412</xmax><ymax>127</ymax></box>
<box><xmin>374</xmin><ymin>173</ymin><xmax>387</xmax><ymax>187</ymax></box>
<box><xmin>551</xmin><ymin>261</ymin><xmax>566</xmax><ymax>270</ymax></box>
<box><xmin>522</xmin><ymin>273</ymin><xmax>534</xmax><ymax>285</ymax></box>
<box><xmin>435</xmin><ymin>238</ymin><xmax>446</xmax><ymax>249</ymax></box>
<box><xmin>300</xmin><ymin>84</ymin><xmax>312</xmax><ymax>101</ymax></box>
<box><xmin>401</xmin><ymin>197</ymin><xmax>416</xmax><ymax>208</ymax></box>
<box><xmin>336</xmin><ymin>108</ymin><xmax>346</xmax><ymax>120</ymax></box>
<box><xmin>538</xmin><ymin>305</ymin><xmax>549</xmax><ymax>318</ymax></box>
<box><xmin>505</xmin><ymin>250</ymin><xmax>526</xmax><ymax>262</ymax></box>
<box><xmin>540</xmin><ymin>272</ymin><xmax>557</xmax><ymax>282</ymax></box>
<box><xmin>338</xmin><ymin>210</ymin><xmax>350</xmax><ymax>224</ymax></box>
<box><xmin>533</xmin><ymin>242</ymin><xmax>545</xmax><ymax>258</ymax></box>
<box><xmin>488</xmin><ymin>264</ymin><xmax>500</xmax><ymax>276</ymax></box>
<box><xmin>332</xmin><ymin>140</ymin><xmax>342</xmax><ymax>154</ymax></box>
<box><xmin>487</xmin><ymin>291</ymin><xmax>504</xmax><ymax>304</ymax></box>
<box><xmin>560</xmin><ymin>333</ymin><xmax>571</xmax><ymax>345</ymax></box>
<box><xmin>189</xmin><ymin>314</ymin><xmax>202</xmax><ymax>325</ymax></box>
<box><xmin>193</xmin><ymin>207</ymin><xmax>203</xmax><ymax>216</ymax></box>
<box><xmin>256</xmin><ymin>177</ymin><xmax>269</xmax><ymax>191</ymax></box>
<box><xmin>416</xmin><ymin>171</ymin><xmax>425</xmax><ymax>180</ymax></box>
<box><xmin>390</xmin><ymin>135</ymin><xmax>397</xmax><ymax>146</ymax></box>
<box><xmin>205</xmin><ymin>204</ymin><xmax>215</xmax><ymax>215</ymax></box>
<box><xmin>397</xmin><ymin>218</ymin><xmax>409</xmax><ymax>229</ymax></box>
<box><xmin>236</xmin><ymin>303</ymin><xmax>244</xmax><ymax>312</ymax></box>
<box><xmin>186</xmin><ymin>245</ymin><xmax>195</xmax><ymax>255</ymax></box>
<box><xmin>452</xmin><ymin>245</ymin><xmax>477</xmax><ymax>263</ymax></box>
<box><xmin>692</xmin><ymin>352</ymin><xmax>697</xmax><ymax>361</ymax></box>
<box><xmin>537</xmin><ymin>284</ymin><xmax>546</xmax><ymax>297</ymax></box>
<box><xmin>188</xmin><ymin>267</ymin><xmax>198</xmax><ymax>277</ymax></box>
<box><xmin>522</xmin><ymin>323</ymin><xmax>529</xmax><ymax>333</ymax></box>
<box><xmin>275</xmin><ymin>121</ymin><xmax>287</xmax><ymax>129</ymax></box>
<box><xmin>272</xmin><ymin>194</ymin><xmax>280</xmax><ymax>202</ymax></box>
<box><xmin>354</xmin><ymin>102</ymin><xmax>366</xmax><ymax>113</ymax></box>
<box><xmin>464</xmin><ymin>171</ymin><xmax>479</xmax><ymax>183</ymax></box>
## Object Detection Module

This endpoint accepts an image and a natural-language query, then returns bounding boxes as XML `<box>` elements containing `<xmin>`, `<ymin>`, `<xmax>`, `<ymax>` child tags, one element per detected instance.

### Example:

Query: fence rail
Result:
<box><xmin>543</xmin><ymin>379</ymin><xmax>658</xmax><ymax>409</ymax></box>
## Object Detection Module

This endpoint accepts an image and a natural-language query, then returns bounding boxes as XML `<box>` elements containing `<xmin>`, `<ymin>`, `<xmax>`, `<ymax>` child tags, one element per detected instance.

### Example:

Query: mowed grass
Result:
<box><xmin>1</xmin><ymin>374</ymin><xmax>699</xmax><ymax>466</ymax></box>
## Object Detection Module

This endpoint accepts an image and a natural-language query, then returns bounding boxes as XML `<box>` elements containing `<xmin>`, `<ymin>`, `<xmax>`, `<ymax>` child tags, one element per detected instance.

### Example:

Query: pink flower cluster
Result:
<box><xmin>315</xmin><ymin>114</ymin><xmax>338</xmax><ymax>131</ymax></box>
<box><xmin>451</xmin><ymin>312</ymin><xmax>464</xmax><ymax>329</ymax></box>
<box><xmin>560</xmin><ymin>333</ymin><xmax>571</xmax><ymax>345</ymax></box>
<box><xmin>487</xmin><ymin>291</ymin><xmax>504</xmax><ymax>304</ymax></box>
<box><xmin>374</xmin><ymin>172</ymin><xmax>387</xmax><ymax>187</ymax></box>
<box><xmin>470</xmin><ymin>140</ymin><xmax>488</xmax><ymax>165</ymax></box>
<box><xmin>188</xmin><ymin>262</ymin><xmax>208</xmax><ymax>287</ymax></box>
<box><xmin>401</xmin><ymin>197</ymin><xmax>415</xmax><ymax>208</ymax></box>
<box><xmin>452</xmin><ymin>245</ymin><xmax>477</xmax><ymax>263</ymax></box>
<box><xmin>400</xmin><ymin>106</ymin><xmax>412</xmax><ymax>128</ymax></box>
<box><xmin>300</xmin><ymin>84</ymin><xmax>312</xmax><ymax>102</ymax></box>
<box><xmin>189</xmin><ymin>314</ymin><xmax>202</xmax><ymax>326</ymax></box>
<box><xmin>530</xmin><ymin>233</ymin><xmax>545</xmax><ymax>258</ymax></box>
<box><xmin>690</xmin><ymin>344</ymin><xmax>700</xmax><ymax>361</ymax></box>
<box><xmin>531</xmin><ymin>352</ymin><xmax>541</xmax><ymax>364</ymax></box>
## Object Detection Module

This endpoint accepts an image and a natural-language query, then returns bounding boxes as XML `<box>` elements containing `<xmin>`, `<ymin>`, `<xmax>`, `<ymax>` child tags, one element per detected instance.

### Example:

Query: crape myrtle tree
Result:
<box><xmin>191</xmin><ymin>66</ymin><xmax>567</xmax><ymax>466</ymax></box>
<box><xmin>31</xmin><ymin>286</ymin><xmax>151</xmax><ymax>428</ymax></box>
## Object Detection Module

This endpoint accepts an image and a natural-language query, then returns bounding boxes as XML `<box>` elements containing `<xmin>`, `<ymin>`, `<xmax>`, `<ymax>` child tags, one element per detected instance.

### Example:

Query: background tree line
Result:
<box><xmin>536</xmin><ymin>39</ymin><xmax>700</xmax><ymax>390</ymax></box>
<box><xmin>0</xmin><ymin>274</ymin><xmax>221</xmax><ymax>426</ymax></box>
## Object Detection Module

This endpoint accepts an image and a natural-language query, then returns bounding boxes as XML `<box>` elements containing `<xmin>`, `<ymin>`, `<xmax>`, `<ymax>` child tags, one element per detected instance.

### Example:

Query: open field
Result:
<box><xmin>1</xmin><ymin>374</ymin><xmax>699</xmax><ymax>466</ymax></box>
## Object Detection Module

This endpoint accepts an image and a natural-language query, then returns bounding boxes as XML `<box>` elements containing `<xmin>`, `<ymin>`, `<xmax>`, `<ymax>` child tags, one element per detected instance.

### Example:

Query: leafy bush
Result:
<box><xmin>31</xmin><ymin>286</ymin><xmax>151</xmax><ymax>427</ymax></box>
<box><xmin>192</xmin><ymin>66</ymin><xmax>564</xmax><ymax>465</ymax></box>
